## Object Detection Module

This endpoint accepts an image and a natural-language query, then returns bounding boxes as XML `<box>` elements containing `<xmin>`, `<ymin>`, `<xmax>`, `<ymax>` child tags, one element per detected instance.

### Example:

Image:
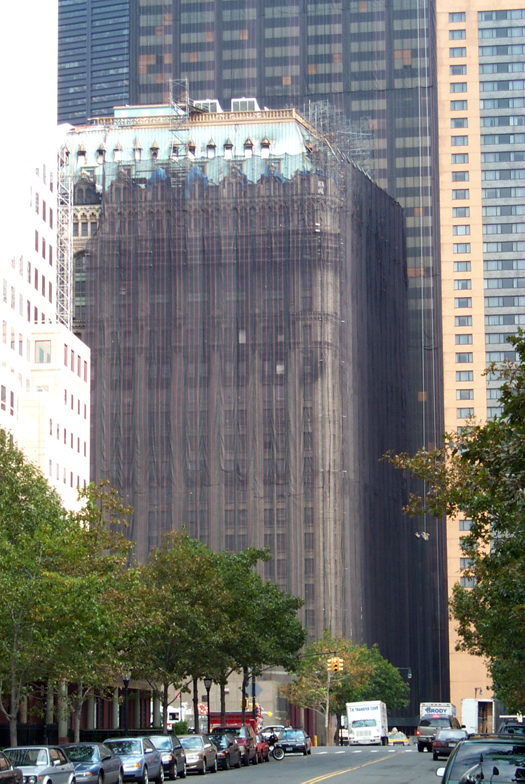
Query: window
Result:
<box><xmin>454</xmin><ymin>225</ymin><xmax>471</xmax><ymax>235</ymax></box>
<box><xmin>450</xmin><ymin>47</ymin><xmax>467</xmax><ymax>57</ymax></box>
<box><xmin>35</xmin><ymin>230</ymin><xmax>39</xmax><ymax>251</ymax></box>
<box><xmin>451</xmin><ymin>118</ymin><xmax>468</xmax><ymax>128</ymax></box>
<box><xmin>460</xmin><ymin>519</ymin><xmax>472</xmax><ymax>530</ymax></box>
<box><xmin>450</xmin><ymin>65</ymin><xmax>467</xmax><ymax>75</ymax></box>
<box><xmin>452</xmin><ymin>135</ymin><xmax>469</xmax><ymax>146</ymax></box>
<box><xmin>451</xmin><ymin>100</ymin><xmax>468</xmax><ymax>110</ymax></box>
<box><xmin>454</xmin><ymin>261</ymin><xmax>471</xmax><ymax>271</ymax></box>
<box><xmin>453</xmin><ymin>171</ymin><xmax>469</xmax><ymax>181</ymax></box>
<box><xmin>35</xmin><ymin>340</ymin><xmax>51</xmax><ymax>363</ymax></box>
<box><xmin>456</xmin><ymin>352</ymin><xmax>473</xmax><ymax>362</ymax></box>
<box><xmin>453</xmin><ymin>189</ymin><xmax>470</xmax><ymax>199</ymax></box>
<box><xmin>450</xmin><ymin>29</ymin><xmax>466</xmax><ymax>39</ymax></box>
<box><xmin>454</xmin><ymin>244</ymin><xmax>471</xmax><ymax>253</ymax></box>
<box><xmin>453</xmin><ymin>207</ymin><xmax>470</xmax><ymax>217</ymax></box>
<box><xmin>455</xmin><ymin>316</ymin><xmax>472</xmax><ymax>326</ymax></box>
<box><xmin>450</xmin><ymin>82</ymin><xmax>467</xmax><ymax>92</ymax></box>
<box><xmin>460</xmin><ymin>557</ymin><xmax>473</xmax><ymax>569</ymax></box>
<box><xmin>455</xmin><ymin>297</ymin><xmax>472</xmax><ymax>307</ymax></box>
<box><xmin>456</xmin><ymin>333</ymin><xmax>473</xmax><ymax>344</ymax></box>
<box><xmin>455</xmin><ymin>279</ymin><xmax>472</xmax><ymax>289</ymax></box>
<box><xmin>449</xmin><ymin>12</ymin><xmax>465</xmax><ymax>21</ymax></box>
<box><xmin>460</xmin><ymin>576</ymin><xmax>476</xmax><ymax>587</ymax></box>
<box><xmin>457</xmin><ymin>407</ymin><xmax>474</xmax><ymax>418</ymax></box>
<box><xmin>457</xmin><ymin>389</ymin><xmax>474</xmax><ymax>399</ymax></box>
<box><xmin>457</xmin><ymin>370</ymin><xmax>473</xmax><ymax>381</ymax></box>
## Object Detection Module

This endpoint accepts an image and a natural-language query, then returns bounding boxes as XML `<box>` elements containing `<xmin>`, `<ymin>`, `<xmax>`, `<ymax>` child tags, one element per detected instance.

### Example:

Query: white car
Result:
<box><xmin>4</xmin><ymin>747</ymin><xmax>75</xmax><ymax>784</ymax></box>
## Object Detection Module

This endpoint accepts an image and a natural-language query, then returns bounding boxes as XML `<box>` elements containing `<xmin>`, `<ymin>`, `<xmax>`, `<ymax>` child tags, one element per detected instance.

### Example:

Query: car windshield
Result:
<box><xmin>222</xmin><ymin>728</ymin><xmax>243</xmax><ymax>738</ymax></box>
<box><xmin>209</xmin><ymin>736</ymin><xmax>228</xmax><ymax>749</ymax></box>
<box><xmin>352</xmin><ymin>720</ymin><xmax>376</xmax><ymax>728</ymax></box>
<box><xmin>420</xmin><ymin>717</ymin><xmax>451</xmax><ymax>727</ymax></box>
<box><xmin>447</xmin><ymin>742</ymin><xmax>525</xmax><ymax>784</ymax></box>
<box><xmin>150</xmin><ymin>738</ymin><xmax>171</xmax><ymax>751</ymax></box>
<box><xmin>105</xmin><ymin>741</ymin><xmax>141</xmax><ymax>756</ymax></box>
<box><xmin>281</xmin><ymin>731</ymin><xmax>304</xmax><ymax>740</ymax></box>
<box><xmin>5</xmin><ymin>749</ymin><xmax>49</xmax><ymax>766</ymax></box>
<box><xmin>180</xmin><ymin>737</ymin><xmax>203</xmax><ymax>750</ymax></box>
<box><xmin>66</xmin><ymin>747</ymin><xmax>99</xmax><ymax>762</ymax></box>
<box><xmin>437</xmin><ymin>731</ymin><xmax>466</xmax><ymax>740</ymax></box>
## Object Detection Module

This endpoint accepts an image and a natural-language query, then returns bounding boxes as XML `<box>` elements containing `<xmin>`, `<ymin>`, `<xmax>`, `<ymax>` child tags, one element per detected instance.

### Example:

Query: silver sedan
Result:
<box><xmin>4</xmin><ymin>747</ymin><xmax>75</xmax><ymax>784</ymax></box>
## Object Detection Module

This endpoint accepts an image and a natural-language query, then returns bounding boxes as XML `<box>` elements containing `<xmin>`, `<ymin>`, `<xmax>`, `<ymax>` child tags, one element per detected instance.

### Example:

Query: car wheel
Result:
<box><xmin>155</xmin><ymin>766</ymin><xmax>164</xmax><ymax>784</ymax></box>
<box><xmin>199</xmin><ymin>759</ymin><xmax>206</xmax><ymax>776</ymax></box>
<box><xmin>142</xmin><ymin>767</ymin><xmax>149</xmax><ymax>784</ymax></box>
<box><xmin>242</xmin><ymin>752</ymin><xmax>249</xmax><ymax>767</ymax></box>
<box><xmin>417</xmin><ymin>744</ymin><xmax>424</xmax><ymax>753</ymax></box>
<box><xmin>170</xmin><ymin>764</ymin><xmax>177</xmax><ymax>781</ymax></box>
<box><xmin>209</xmin><ymin>758</ymin><xmax>217</xmax><ymax>774</ymax></box>
<box><xmin>433</xmin><ymin>753</ymin><xmax>439</xmax><ymax>761</ymax></box>
<box><xmin>179</xmin><ymin>762</ymin><xmax>187</xmax><ymax>779</ymax></box>
<box><xmin>98</xmin><ymin>773</ymin><xmax>104</xmax><ymax>784</ymax></box>
<box><xmin>223</xmin><ymin>756</ymin><xmax>230</xmax><ymax>771</ymax></box>
<box><xmin>252</xmin><ymin>751</ymin><xmax>258</xmax><ymax>765</ymax></box>
<box><xmin>234</xmin><ymin>754</ymin><xmax>241</xmax><ymax>769</ymax></box>
<box><xmin>118</xmin><ymin>770</ymin><xmax>124</xmax><ymax>784</ymax></box>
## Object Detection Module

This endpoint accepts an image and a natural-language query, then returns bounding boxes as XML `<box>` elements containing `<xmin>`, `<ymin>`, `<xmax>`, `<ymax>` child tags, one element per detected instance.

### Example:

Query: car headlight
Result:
<box><xmin>25</xmin><ymin>777</ymin><xmax>37</xmax><ymax>784</ymax></box>
<box><xmin>124</xmin><ymin>763</ymin><xmax>141</xmax><ymax>770</ymax></box>
<box><xmin>161</xmin><ymin>756</ymin><xmax>171</xmax><ymax>764</ymax></box>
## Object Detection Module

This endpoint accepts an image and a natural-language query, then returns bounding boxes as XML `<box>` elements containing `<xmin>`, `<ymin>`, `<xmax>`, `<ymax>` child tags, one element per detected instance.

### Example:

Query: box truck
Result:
<box><xmin>346</xmin><ymin>701</ymin><xmax>389</xmax><ymax>746</ymax></box>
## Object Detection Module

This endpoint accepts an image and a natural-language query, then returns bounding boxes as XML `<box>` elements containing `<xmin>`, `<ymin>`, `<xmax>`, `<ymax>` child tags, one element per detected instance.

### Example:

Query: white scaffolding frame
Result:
<box><xmin>56</xmin><ymin>145</ymin><xmax>73</xmax><ymax>330</ymax></box>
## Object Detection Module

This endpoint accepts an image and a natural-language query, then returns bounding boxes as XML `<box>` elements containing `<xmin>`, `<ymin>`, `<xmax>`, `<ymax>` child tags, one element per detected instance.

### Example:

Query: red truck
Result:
<box><xmin>208</xmin><ymin>713</ymin><xmax>258</xmax><ymax>766</ymax></box>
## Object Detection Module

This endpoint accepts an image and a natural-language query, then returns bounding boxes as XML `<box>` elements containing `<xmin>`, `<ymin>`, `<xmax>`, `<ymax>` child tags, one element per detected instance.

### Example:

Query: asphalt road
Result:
<box><xmin>194</xmin><ymin>745</ymin><xmax>442</xmax><ymax>783</ymax></box>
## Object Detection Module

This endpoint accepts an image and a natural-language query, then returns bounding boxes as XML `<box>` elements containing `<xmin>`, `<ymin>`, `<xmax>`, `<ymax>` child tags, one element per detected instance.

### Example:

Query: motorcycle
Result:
<box><xmin>267</xmin><ymin>733</ymin><xmax>285</xmax><ymax>761</ymax></box>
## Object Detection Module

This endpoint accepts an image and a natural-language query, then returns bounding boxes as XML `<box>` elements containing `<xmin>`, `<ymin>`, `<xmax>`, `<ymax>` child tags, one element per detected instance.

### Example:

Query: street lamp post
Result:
<box><xmin>123</xmin><ymin>671</ymin><xmax>131</xmax><ymax>732</ymax></box>
<box><xmin>203</xmin><ymin>676</ymin><xmax>212</xmax><ymax>734</ymax></box>
<box><xmin>396</xmin><ymin>667</ymin><xmax>412</xmax><ymax>679</ymax></box>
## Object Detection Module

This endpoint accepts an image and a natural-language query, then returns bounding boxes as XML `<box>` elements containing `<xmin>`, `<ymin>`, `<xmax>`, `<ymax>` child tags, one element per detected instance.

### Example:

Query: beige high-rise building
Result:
<box><xmin>437</xmin><ymin>0</ymin><xmax>525</xmax><ymax>731</ymax></box>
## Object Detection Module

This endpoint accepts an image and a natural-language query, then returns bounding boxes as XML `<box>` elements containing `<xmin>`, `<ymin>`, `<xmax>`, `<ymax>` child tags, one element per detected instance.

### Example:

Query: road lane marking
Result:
<box><xmin>302</xmin><ymin>752</ymin><xmax>400</xmax><ymax>783</ymax></box>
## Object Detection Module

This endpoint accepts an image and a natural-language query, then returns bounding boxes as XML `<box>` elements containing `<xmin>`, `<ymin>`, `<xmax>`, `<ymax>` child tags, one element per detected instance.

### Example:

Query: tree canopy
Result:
<box><xmin>387</xmin><ymin>332</ymin><xmax>525</xmax><ymax>711</ymax></box>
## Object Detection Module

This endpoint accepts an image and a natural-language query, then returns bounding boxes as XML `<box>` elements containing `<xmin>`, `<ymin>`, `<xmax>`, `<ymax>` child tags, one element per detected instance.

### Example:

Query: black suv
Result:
<box><xmin>417</xmin><ymin>714</ymin><xmax>462</xmax><ymax>753</ymax></box>
<box><xmin>148</xmin><ymin>736</ymin><xmax>186</xmax><ymax>780</ymax></box>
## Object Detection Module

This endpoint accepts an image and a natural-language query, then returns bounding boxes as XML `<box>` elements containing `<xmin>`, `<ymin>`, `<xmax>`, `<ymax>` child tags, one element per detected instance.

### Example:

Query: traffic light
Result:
<box><xmin>332</xmin><ymin>657</ymin><xmax>344</xmax><ymax>673</ymax></box>
<box><xmin>327</xmin><ymin>658</ymin><xmax>335</xmax><ymax>672</ymax></box>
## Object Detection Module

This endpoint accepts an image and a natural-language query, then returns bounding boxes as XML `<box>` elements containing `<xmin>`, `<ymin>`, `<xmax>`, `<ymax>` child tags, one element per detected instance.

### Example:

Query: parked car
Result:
<box><xmin>255</xmin><ymin>733</ymin><xmax>270</xmax><ymax>763</ymax></box>
<box><xmin>103</xmin><ymin>738</ymin><xmax>163</xmax><ymax>784</ymax></box>
<box><xmin>147</xmin><ymin>736</ymin><xmax>186</xmax><ymax>780</ymax></box>
<box><xmin>0</xmin><ymin>750</ymin><xmax>23</xmax><ymax>784</ymax></box>
<box><xmin>432</xmin><ymin>729</ymin><xmax>468</xmax><ymax>760</ymax></box>
<box><xmin>209</xmin><ymin>725</ymin><xmax>257</xmax><ymax>766</ymax></box>
<box><xmin>207</xmin><ymin>733</ymin><xmax>241</xmax><ymax>770</ymax></box>
<box><xmin>274</xmin><ymin>729</ymin><xmax>312</xmax><ymax>756</ymax></box>
<box><xmin>498</xmin><ymin>722</ymin><xmax>525</xmax><ymax>736</ymax></box>
<box><xmin>4</xmin><ymin>747</ymin><xmax>76</xmax><ymax>784</ymax></box>
<box><xmin>436</xmin><ymin>735</ymin><xmax>525</xmax><ymax>783</ymax></box>
<box><xmin>62</xmin><ymin>743</ymin><xmax>123</xmax><ymax>784</ymax></box>
<box><xmin>388</xmin><ymin>730</ymin><xmax>410</xmax><ymax>747</ymax></box>
<box><xmin>178</xmin><ymin>736</ymin><xmax>217</xmax><ymax>775</ymax></box>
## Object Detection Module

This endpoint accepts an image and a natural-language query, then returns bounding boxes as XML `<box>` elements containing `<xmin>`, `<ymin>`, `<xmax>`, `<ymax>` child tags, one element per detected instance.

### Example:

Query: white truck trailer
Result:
<box><xmin>346</xmin><ymin>701</ymin><xmax>389</xmax><ymax>746</ymax></box>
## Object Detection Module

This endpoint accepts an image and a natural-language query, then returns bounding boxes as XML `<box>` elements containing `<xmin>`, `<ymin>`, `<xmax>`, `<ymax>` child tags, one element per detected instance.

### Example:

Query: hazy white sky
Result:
<box><xmin>0</xmin><ymin>0</ymin><xmax>58</xmax><ymax>253</ymax></box>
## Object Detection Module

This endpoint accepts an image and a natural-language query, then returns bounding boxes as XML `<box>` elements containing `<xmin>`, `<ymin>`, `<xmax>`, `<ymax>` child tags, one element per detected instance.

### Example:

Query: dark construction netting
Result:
<box><xmin>83</xmin><ymin>153</ymin><xmax>409</xmax><ymax>646</ymax></box>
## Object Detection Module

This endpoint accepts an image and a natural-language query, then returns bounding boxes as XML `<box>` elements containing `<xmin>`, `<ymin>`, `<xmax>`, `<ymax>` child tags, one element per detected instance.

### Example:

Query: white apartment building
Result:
<box><xmin>0</xmin><ymin>157</ymin><xmax>90</xmax><ymax>509</ymax></box>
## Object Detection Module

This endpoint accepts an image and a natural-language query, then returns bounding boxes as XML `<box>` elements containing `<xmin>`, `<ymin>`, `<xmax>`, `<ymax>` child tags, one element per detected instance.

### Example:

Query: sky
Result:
<box><xmin>0</xmin><ymin>0</ymin><xmax>58</xmax><ymax>254</ymax></box>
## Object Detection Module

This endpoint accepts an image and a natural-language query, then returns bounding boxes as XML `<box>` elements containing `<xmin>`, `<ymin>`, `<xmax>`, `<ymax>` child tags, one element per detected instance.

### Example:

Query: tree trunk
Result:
<box><xmin>220</xmin><ymin>683</ymin><xmax>226</xmax><ymax>725</ymax></box>
<box><xmin>325</xmin><ymin>670</ymin><xmax>331</xmax><ymax>746</ymax></box>
<box><xmin>241</xmin><ymin>668</ymin><xmax>248</xmax><ymax>724</ymax></box>
<box><xmin>9</xmin><ymin>714</ymin><xmax>17</xmax><ymax>747</ymax></box>
<box><xmin>163</xmin><ymin>683</ymin><xmax>169</xmax><ymax>733</ymax></box>
<box><xmin>73</xmin><ymin>703</ymin><xmax>81</xmax><ymax>743</ymax></box>
<box><xmin>192</xmin><ymin>677</ymin><xmax>199</xmax><ymax>734</ymax></box>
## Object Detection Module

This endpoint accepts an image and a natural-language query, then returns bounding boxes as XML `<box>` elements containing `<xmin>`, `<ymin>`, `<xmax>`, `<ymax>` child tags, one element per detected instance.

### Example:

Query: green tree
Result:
<box><xmin>49</xmin><ymin>481</ymin><xmax>135</xmax><ymax>741</ymax></box>
<box><xmin>387</xmin><ymin>332</ymin><xmax>525</xmax><ymax>711</ymax></box>
<box><xmin>353</xmin><ymin>644</ymin><xmax>410</xmax><ymax>709</ymax></box>
<box><xmin>213</xmin><ymin>549</ymin><xmax>306</xmax><ymax>723</ymax></box>
<box><xmin>280</xmin><ymin>631</ymin><xmax>372</xmax><ymax>746</ymax></box>
<box><xmin>0</xmin><ymin>430</ymin><xmax>70</xmax><ymax>745</ymax></box>
<box><xmin>132</xmin><ymin>532</ymin><xmax>231</xmax><ymax>732</ymax></box>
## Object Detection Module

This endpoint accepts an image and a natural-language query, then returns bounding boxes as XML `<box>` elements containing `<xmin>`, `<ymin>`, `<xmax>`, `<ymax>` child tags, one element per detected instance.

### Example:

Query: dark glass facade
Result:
<box><xmin>58</xmin><ymin>0</ymin><xmax>130</xmax><ymax>124</ymax></box>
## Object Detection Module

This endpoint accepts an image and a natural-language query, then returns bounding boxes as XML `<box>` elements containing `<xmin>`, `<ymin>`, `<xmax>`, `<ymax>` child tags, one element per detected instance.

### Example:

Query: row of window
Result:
<box><xmin>34</xmin><ymin>194</ymin><xmax>54</xmax><ymax>228</ymax></box>
<box><xmin>64</xmin><ymin>344</ymin><xmax>88</xmax><ymax>381</ymax></box>
<box><xmin>48</xmin><ymin>461</ymin><xmax>87</xmax><ymax>489</ymax></box>
<box><xmin>2</xmin><ymin>323</ymin><xmax>29</xmax><ymax>359</ymax></box>
<box><xmin>34</xmin><ymin>231</ymin><xmax>53</xmax><ymax>265</ymax></box>
<box><xmin>63</xmin><ymin>389</ymin><xmax>88</xmax><ymax>419</ymax></box>
<box><xmin>0</xmin><ymin>386</ymin><xmax>15</xmax><ymax>417</ymax></box>
<box><xmin>49</xmin><ymin>418</ymin><xmax>87</xmax><ymax>455</ymax></box>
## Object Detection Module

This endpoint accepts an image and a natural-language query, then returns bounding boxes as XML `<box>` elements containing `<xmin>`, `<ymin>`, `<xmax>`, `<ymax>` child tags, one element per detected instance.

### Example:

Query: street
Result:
<box><xmin>203</xmin><ymin>745</ymin><xmax>441</xmax><ymax>783</ymax></box>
